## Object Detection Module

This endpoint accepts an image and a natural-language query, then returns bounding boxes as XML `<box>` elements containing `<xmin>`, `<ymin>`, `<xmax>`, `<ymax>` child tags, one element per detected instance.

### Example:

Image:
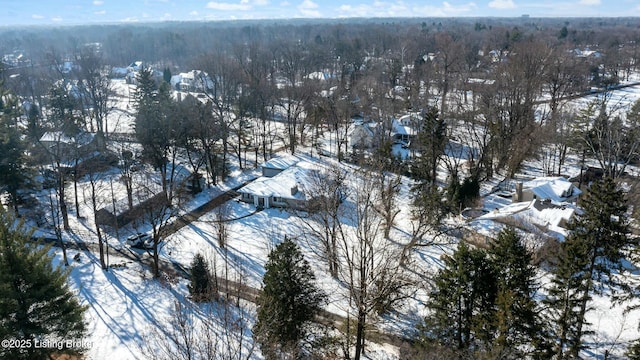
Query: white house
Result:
<box><xmin>392</xmin><ymin>114</ymin><xmax>419</xmax><ymax>144</ymax></box>
<box><xmin>349</xmin><ymin>122</ymin><xmax>376</xmax><ymax>149</ymax></box>
<box><xmin>238</xmin><ymin>157</ymin><xmax>315</xmax><ymax>209</ymax></box>
<box><xmin>170</xmin><ymin>70</ymin><xmax>213</xmax><ymax>93</ymax></box>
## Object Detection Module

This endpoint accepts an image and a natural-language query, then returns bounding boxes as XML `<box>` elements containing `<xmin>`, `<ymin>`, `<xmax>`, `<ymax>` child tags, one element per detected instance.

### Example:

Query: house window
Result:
<box><xmin>273</xmin><ymin>197</ymin><xmax>282</xmax><ymax>203</ymax></box>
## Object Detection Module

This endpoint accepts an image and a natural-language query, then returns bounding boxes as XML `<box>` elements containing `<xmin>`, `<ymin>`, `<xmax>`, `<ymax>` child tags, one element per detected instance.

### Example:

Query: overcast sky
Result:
<box><xmin>1</xmin><ymin>0</ymin><xmax>637</xmax><ymax>26</ymax></box>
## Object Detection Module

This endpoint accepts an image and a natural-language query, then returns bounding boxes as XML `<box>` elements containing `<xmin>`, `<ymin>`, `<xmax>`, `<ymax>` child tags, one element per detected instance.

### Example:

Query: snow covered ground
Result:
<box><xmin>30</xmin><ymin>80</ymin><xmax>640</xmax><ymax>359</ymax></box>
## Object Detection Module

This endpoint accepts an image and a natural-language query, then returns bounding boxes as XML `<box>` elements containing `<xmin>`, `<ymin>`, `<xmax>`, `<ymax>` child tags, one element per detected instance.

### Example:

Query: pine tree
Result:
<box><xmin>254</xmin><ymin>237</ymin><xmax>325</xmax><ymax>359</ymax></box>
<box><xmin>188</xmin><ymin>252</ymin><xmax>214</xmax><ymax>301</ymax></box>
<box><xmin>0</xmin><ymin>96</ymin><xmax>28</xmax><ymax>213</ymax></box>
<box><xmin>411</xmin><ymin>106</ymin><xmax>447</xmax><ymax>185</ymax></box>
<box><xmin>420</xmin><ymin>242</ymin><xmax>497</xmax><ymax>355</ymax></box>
<box><xmin>135</xmin><ymin>69</ymin><xmax>176</xmax><ymax>196</ymax></box>
<box><xmin>0</xmin><ymin>210</ymin><xmax>87</xmax><ymax>359</ymax></box>
<box><xmin>487</xmin><ymin>227</ymin><xmax>544</xmax><ymax>358</ymax></box>
<box><xmin>545</xmin><ymin>178</ymin><xmax>630</xmax><ymax>358</ymax></box>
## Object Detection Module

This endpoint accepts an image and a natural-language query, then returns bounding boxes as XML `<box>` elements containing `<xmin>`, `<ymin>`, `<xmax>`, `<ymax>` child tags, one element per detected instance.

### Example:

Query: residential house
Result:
<box><xmin>39</xmin><ymin>131</ymin><xmax>98</xmax><ymax>163</ymax></box>
<box><xmin>465</xmin><ymin>198</ymin><xmax>581</xmax><ymax>250</ymax></box>
<box><xmin>238</xmin><ymin>155</ymin><xmax>315</xmax><ymax>209</ymax></box>
<box><xmin>573</xmin><ymin>47</ymin><xmax>602</xmax><ymax>59</ymax></box>
<box><xmin>392</xmin><ymin>114</ymin><xmax>419</xmax><ymax>144</ymax></box>
<box><xmin>170</xmin><ymin>70</ymin><xmax>213</xmax><ymax>93</ymax></box>
<box><xmin>513</xmin><ymin>177</ymin><xmax>582</xmax><ymax>204</ymax></box>
<box><xmin>349</xmin><ymin>121</ymin><xmax>376</xmax><ymax>149</ymax></box>
<box><xmin>260</xmin><ymin>154</ymin><xmax>300</xmax><ymax>178</ymax></box>
<box><xmin>305</xmin><ymin>71</ymin><xmax>332</xmax><ymax>81</ymax></box>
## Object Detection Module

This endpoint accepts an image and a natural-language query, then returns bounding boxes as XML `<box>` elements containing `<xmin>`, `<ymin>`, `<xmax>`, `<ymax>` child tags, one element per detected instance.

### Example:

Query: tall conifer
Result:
<box><xmin>545</xmin><ymin>178</ymin><xmax>630</xmax><ymax>358</ymax></box>
<box><xmin>0</xmin><ymin>210</ymin><xmax>87</xmax><ymax>359</ymax></box>
<box><xmin>254</xmin><ymin>237</ymin><xmax>325</xmax><ymax>359</ymax></box>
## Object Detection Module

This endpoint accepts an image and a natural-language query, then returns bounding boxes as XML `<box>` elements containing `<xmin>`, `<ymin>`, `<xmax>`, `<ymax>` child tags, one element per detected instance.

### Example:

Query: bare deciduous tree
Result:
<box><xmin>141</xmin><ymin>298</ymin><xmax>255</xmax><ymax>360</ymax></box>
<box><xmin>299</xmin><ymin>163</ymin><xmax>348</xmax><ymax>278</ymax></box>
<box><xmin>338</xmin><ymin>168</ymin><xmax>409</xmax><ymax>360</ymax></box>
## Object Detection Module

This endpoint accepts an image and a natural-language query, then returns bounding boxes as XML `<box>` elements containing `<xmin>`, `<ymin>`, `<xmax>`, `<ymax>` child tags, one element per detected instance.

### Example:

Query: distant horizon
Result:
<box><xmin>1</xmin><ymin>15</ymin><xmax>638</xmax><ymax>31</ymax></box>
<box><xmin>2</xmin><ymin>0</ymin><xmax>638</xmax><ymax>27</ymax></box>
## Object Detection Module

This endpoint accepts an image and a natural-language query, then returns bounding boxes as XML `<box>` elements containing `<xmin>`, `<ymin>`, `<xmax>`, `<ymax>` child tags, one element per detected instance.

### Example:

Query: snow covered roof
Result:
<box><xmin>392</xmin><ymin>118</ymin><xmax>417</xmax><ymax>136</ymax></box>
<box><xmin>261</xmin><ymin>154</ymin><xmax>300</xmax><ymax>171</ymax></box>
<box><xmin>238</xmin><ymin>161</ymin><xmax>316</xmax><ymax>200</ymax></box>
<box><xmin>39</xmin><ymin>131</ymin><xmax>95</xmax><ymax>146</ymax></box>
<box><xmin>306</xmin><ymin>71</ymin><xmax>331</xmax><ymax>81</ymax></box>
<box><xmin>467</xmin><ymin>78</ymin><xmax>496</xmax><ymax>85</ymax></box>
<box><xmin>474</xmin><ymin>198</ymin><xmax>579</xmax><ymax>240</ymax></box>
<box><xmin>349</xmin><ymin>122</ymin><xmax>375</xmax><ymax>136</ymax></box>
<box><xmin>523</xmin><ymin>177</ymin><xmax>581</xmax><ymax>203</ymax></box>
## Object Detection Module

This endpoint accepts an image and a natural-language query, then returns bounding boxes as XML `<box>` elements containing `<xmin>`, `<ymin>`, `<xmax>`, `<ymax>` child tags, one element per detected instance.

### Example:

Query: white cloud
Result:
<box><xmin>32</xmin><ymin>14</ymin><xmax>44</xmax><ymax>19</ymax></box>
<box><xmin>206</xmin><ymin>1</ymin><xmax>252</xmax><ymax>11</ymax></box>
<box><xmin>579</xmin><ymin>0</ymin><xmax>600</xmax><ymax>5</ymax></box>
<box><xmin>337</xmin><ymin>1</ymin><xmax>476</xmax><ymax>17</ymax></box>
<box><xmin>338</xmin><ymin>0</ymin><xmax>478</xmax><ymax>17</ymax></box>
<box><xmin>298</xmin><ymin>0</ymin><xmax>320</xmax><ymax>17</ymax></box>
<box><xmin>93</xmin><ymin>0</ymin><xmax>104</xmax><ymax>5</ymax></box>
<box><xmin>299</xmin><ymin>0</ymin><xmax>318</xmax><ymax>8</ymax></box>
<box><xmin>488</xmin><ymin>0</ymin><xmax>516</xmax><ymax>9</ymax></box>
<box><xmin>94</xmin><ymin>10</ymin><xmax>107</xmax><ymax>15</ymax></box>
<box><xmin>190</xmin><ymin>10</ymin><xmax>199</xmax><ymax>16</ymax></box>
<box><xmin>51</xmin><ymin>16</ymin><xmax>63</xmax><ymax>22</ymax></box>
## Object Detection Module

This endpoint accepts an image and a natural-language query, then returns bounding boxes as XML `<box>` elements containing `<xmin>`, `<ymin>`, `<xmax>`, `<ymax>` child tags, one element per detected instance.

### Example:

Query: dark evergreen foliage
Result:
<box><xmin>420</xmin><ymin>228</ymin><xmax>544</xmax><ymax>358</ymax></box>
<box><xmin>448</xmin><ymin>175</ymin><xmax>480</xmax><ymax>212</ymax></box>
<box><xmin>134</xmin><ymin>68</ymin><xmax>173</xmax><ymax>170</ymax></box>
<box><xmin>188</xmin><ymin>252</ymin><xmax>214</xmax><ymax>301</ymax></box>
<box><xmin>487</xmin><ymin>227</ymin><xmax>545</xmax><ymax>358</ymax></box>
<box><xmin>420</xmin><ymin>242</ymin><xmax>497</xmax><ymax>354</ymax></box>
<box><xmin>0</xmin><ymin>93</ymin><xmax>28</xmax><ymax>213</ymax></box>
<box><xmin>163</xmin><ymin>67</ymin><xmax>172</xmax><ymax>84</ymax></box>
<box><xmin>411</xmin><ymin>106</ymin><xmax>447</xmax><ymax>185</ymax></box>
<box><xmin>0</xmin><ymin>210</ymin><xmax>87</xmax><ymax>360</ymax></box>
<box><xmin>254</xmin><ymin>237</ymin><xmax>325</xmax><ymax>359</ymax></box>
<box><xmin>545</xmin><ymin>178</ymin><xmax>631</xmax><ymax>358</ymax></box>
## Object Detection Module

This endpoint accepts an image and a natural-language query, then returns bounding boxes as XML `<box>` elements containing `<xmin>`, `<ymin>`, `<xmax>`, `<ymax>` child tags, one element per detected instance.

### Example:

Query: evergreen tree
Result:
<box><xmin>0</xmin><ymin>210</ymin><xmax>87</xmax><ymax>359</ymax></box>
<box><xmin>163</xmin><ymin>67</ymin><xmax>172</xmax><ymax>84</ymax></box>
<box><xmin>411</xmin><ymin>106</ymin><xmax>447</xmax><ymax>185</ymax></box>
<box><xmin>487</xmin><ymin>227</ymin><xmax>544</xmax><ymax>358</ymax></box>
<box><xmin>545</xmin><ymin>178</ymin><xmax>631</xmax><ymax>358</ymax></box>
<box><xmin>0</xmin><ymin>94</ymin><xmax>28</xmax><ymax>213</ymax></box>
<box><xmin>254</xmin><ymin>237</ymin><xmax>325</xmax><ymax>359</ymax></box>
<box><xmin>420</xmin><ymin>242</ymin><xmax>497</xmax><ymax>355</ymax></box>
<box><xmin>188</xmin><ymin>252</ymin><xmax>213</xmax><ymax>301</ymax></box>
<box><xmin>449</xmin><ymin>175</ymin><xmax>480</xmax><ymax>212</ymax></box>
<box><xmin>134</xmin><ymin>68</ymin><xmax>175</xmax><ymax>194</ymax></box>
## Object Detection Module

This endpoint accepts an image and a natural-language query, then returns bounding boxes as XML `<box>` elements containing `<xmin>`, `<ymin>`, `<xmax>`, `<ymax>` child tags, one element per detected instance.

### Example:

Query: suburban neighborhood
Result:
<box><xmin>2</xmin><ymin>10</ymin><xmax>640</xmax><ymax>360</ymax></box>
